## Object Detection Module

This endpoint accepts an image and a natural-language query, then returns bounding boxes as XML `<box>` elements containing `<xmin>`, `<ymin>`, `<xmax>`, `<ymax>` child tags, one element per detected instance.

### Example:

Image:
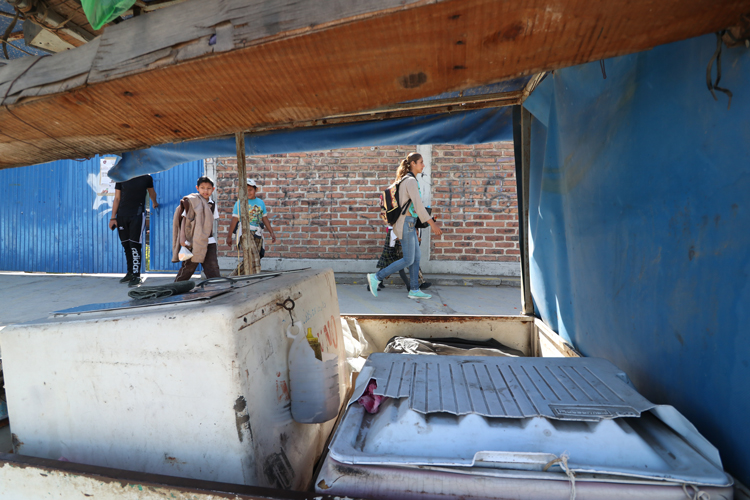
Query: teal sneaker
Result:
<box><xmin>367</xmin><ymin>273</ymin><xmax>379</xmax><ymax>297</ymax></box>
<box><xmin>408</xmin><ymin>290</ymin><xmax>432</xmax><ymax>300</ymax></box>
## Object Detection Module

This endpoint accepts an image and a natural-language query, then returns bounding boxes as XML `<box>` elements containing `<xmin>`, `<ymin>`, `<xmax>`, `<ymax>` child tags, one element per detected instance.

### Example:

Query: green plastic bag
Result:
<box><xmin>81</xmin><ymin>0</ymin><xmax>136</xmax><ymax>30</ymax></box>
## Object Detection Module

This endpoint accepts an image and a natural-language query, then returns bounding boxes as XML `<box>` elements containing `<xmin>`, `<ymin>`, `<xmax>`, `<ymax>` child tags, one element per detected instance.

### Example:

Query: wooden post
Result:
<box><xmin>235</xmin><ymin>131</ymin><xmax>260</xmax><ymax>275</ymax></box>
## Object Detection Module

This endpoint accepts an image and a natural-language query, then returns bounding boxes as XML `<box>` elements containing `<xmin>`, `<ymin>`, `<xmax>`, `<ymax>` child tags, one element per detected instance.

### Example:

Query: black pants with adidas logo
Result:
<box><xmin>116</xmin><ymin>213</ymin><xmax>146</xmax><ymax>277</ymax></box>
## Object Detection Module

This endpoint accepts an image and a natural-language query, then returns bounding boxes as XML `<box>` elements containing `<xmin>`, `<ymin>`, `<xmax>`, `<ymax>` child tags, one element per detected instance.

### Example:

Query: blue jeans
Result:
<box><xmin>376</xmin><ymin>217</ymin><xmax>420</xmax><ymax>291</ymax></box>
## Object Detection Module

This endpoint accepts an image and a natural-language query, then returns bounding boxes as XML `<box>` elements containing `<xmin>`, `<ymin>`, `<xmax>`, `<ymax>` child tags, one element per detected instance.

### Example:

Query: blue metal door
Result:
<box><xmin>149</xmin><ymin>161</ymin><xmax>205</xmax><ymax>272</ymax></box>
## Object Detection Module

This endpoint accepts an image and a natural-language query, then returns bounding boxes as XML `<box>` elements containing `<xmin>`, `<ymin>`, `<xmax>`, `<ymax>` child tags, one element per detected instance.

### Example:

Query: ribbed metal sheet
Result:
<box><xmin>149</xmin><ymin>160</ymin><xmax>204</xmax><ymax>272</ymax></box>
<box><xmin>354</xmin><ymin>354</ymin><xmax>654</xmax><ymax>421</ymax></box>
<box><xmin>1</xmin><ymin>157</ymin><xmax>126</xmax><ymax>273</ymax></box>
<box><xmin>0</xmin><ymin>157</ymin><xmax>202</xmax><ymax>274</ymax></box>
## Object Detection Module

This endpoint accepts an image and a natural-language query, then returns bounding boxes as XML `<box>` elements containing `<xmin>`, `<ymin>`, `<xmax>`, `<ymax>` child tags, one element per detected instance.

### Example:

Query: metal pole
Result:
<box><xmin>520</xmin><ymin>108</ymin><xmax>534</xmax><ymax>315</ymax></box>
<box><xmin>235</xmin><ymin>131</ymin><xmax>259</xmax><ymax>275</ymax></box>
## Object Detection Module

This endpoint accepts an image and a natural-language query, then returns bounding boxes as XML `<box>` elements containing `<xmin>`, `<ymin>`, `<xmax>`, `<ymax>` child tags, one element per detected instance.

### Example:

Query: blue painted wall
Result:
<box><xmin>0</xmin><ymin>157</ymin><xmax>203</xmax><ymax>274</ymax></box>
<box><xmin>525</xmin><ymin>35</ymin><xmax>750</xmax><ymax>483</ymax></box>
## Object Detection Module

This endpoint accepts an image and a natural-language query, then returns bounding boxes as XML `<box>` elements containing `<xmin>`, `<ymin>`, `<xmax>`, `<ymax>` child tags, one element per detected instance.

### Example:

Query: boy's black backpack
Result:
<box><xmin>379</xmin><ymin>174</ymin><xmax>414</xmax><ymax>225</ymax></box>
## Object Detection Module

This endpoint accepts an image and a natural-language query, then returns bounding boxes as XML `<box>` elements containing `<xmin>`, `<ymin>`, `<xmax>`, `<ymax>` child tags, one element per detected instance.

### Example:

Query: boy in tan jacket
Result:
<box><xmin>172</xmin><ymin>176</ymin><xmax>221</xmax><ymax>281</ymax></box>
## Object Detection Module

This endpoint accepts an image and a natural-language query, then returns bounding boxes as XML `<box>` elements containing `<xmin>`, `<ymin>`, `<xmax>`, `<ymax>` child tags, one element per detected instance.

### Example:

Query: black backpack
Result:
<box><xmin>379</xmin><ymin>174</ymin><xmax>414</xmax><ymax>225</ymax></box>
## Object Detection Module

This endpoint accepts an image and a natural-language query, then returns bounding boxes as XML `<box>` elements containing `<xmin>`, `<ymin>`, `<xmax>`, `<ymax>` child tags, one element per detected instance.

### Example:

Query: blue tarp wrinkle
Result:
<box><xmin>108</xmin><ymin>108</ymin><xmax>514</xmax><ymax>181</ymax></box>
<box><xmin>524</xmin><ymin>34</ymin><xmax>750</xmax><ymax>484</ymax></box>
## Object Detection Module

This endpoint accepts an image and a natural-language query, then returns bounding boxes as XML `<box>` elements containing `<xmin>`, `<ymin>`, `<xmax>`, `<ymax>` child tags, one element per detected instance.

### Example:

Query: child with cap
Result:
<box><xmin>226</xmin><ymin>178</ymin><xmax>277</xmax><ymax>273</ymax></box>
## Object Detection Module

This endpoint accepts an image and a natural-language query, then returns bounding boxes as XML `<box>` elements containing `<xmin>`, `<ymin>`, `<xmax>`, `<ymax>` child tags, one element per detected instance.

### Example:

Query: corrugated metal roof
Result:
<box><xmin>353</xmin><ymin>354</ymin><xmax>654</xmax><ymax>420</ymax></box>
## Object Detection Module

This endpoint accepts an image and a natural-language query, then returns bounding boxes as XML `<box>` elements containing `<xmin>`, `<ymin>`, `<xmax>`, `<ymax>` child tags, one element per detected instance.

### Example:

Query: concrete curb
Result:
<box><xmin>333</xmin><ymin>273</ymin><xmax>521</xmax><ymax>288</ymax></box>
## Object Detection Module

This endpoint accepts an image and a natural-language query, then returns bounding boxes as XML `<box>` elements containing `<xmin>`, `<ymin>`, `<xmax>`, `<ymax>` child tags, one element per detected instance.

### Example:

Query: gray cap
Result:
<box><xmin>246</xmin><ymin>178</ymin><xmax>257</xmax><ymax>187</ymax></box>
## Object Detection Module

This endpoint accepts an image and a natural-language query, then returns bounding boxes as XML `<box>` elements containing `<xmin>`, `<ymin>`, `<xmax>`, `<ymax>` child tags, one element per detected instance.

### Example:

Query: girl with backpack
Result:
<box><xmin>367</xmin><ymin>153</ymin><xmax>443</xmax><ymax>300</ymax></box>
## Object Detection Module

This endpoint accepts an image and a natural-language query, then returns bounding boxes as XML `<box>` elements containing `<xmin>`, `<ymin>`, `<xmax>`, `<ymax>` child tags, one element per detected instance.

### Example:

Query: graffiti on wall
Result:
<box><xmin>86</xmin><ymin>157</ymin><xmax>118</xmax><ymax>218</ymax></box>
<box><xmin>484</xmin><ymin>175</ymin><xmax>513</xmax><ymax>213</ymax></box>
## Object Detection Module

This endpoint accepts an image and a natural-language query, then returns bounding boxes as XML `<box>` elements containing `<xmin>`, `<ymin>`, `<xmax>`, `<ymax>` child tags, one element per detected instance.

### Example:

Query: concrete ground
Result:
<box><xmin>0</xmin><ymin>271</ymin><xmax>522</xmax><ymax>328</ymax></box>
<box><xmin>337</xmin><ymin>282</ymin><xmax>521</xmax><ymax>315</ymax></box>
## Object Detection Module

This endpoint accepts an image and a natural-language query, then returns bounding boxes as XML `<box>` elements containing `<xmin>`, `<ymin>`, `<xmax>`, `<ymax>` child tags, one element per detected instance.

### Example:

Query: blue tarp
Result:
<box><xmin>109</xmin><ymin>107</ymin><xmax>513</xmax><ymax>181</ymax></box>
<box><xmin>524</xmin><ymin>34</ymin><xmax>750</xmax><ymax>484</ymax></box>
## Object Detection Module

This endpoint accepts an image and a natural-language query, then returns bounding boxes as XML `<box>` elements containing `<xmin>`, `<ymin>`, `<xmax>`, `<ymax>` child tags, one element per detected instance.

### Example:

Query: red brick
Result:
<box><xmin>213</xmin><ymin>142</ymin><xmax>519</xmax><ymax>263</ymax></box>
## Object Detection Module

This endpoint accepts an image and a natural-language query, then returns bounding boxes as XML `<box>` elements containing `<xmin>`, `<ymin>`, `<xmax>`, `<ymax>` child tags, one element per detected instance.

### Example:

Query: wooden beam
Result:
<box><xmin>0</xmin><ymin>0</ymin><xmax>747</xmax><ymax>170</ymax></box>
<box><xmin>325</xmin><ymin>91</ymin><xmax>523</xmax><ymax>119</ymax></box>
<box><xmin>234</xmin><ymin>132</ymin><xmax>260</xmax><ymax>275</ymax></box>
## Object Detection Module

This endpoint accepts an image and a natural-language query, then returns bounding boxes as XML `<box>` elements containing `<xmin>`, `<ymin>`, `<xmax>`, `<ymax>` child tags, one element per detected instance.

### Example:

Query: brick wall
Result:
<box><xmin>431</xmin><ymin>144</ymin><xmax>519</xmax><ymax>262</ymax></box>
<box><xmin>214</xmin><ymin>142</ymin><xmax>519</xmax><ymax>264</ymax></box>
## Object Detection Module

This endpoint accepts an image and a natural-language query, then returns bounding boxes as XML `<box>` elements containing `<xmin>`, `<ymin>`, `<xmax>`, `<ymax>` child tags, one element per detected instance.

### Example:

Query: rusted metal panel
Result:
<box><xmin>0</xmin><ymin>0</ymin><xmax>748</xmax><ymax>170</ymax></box>
<box><xmin>346</xmin><ymin>314</ymin><xmax>534</xmax><ymax>354</ymax></box>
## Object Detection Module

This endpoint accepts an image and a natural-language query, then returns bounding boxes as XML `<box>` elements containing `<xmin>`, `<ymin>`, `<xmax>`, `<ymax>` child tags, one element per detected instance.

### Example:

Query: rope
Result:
<box><xmin>543</xmin><ymin>454</ymin><xmax>576</xmax><ymax>500</ymax></box>
<box><xmin>682</xmin><ymin>484</ymin><xmax>711</xmax><ymax>500</ymax></box>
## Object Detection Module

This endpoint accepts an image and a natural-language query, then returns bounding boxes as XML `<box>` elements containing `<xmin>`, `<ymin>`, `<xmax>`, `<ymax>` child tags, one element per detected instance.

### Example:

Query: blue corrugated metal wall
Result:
<box><xmin>150</xmin><ymin>161</ymin><xmax>205</xmax><ymax>271</ymax></box>
<box><xmin>0</xmin><ymin>157</ymin><xmax>203</xmax><ymax>274</ymax></box>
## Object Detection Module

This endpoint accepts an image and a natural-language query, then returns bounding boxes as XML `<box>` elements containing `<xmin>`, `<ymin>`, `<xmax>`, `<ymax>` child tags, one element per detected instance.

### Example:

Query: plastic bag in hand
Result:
<box><xmin>178</xmin><ymin>246</ymin><xmax>193</xmax><ymax>262</ymax></box>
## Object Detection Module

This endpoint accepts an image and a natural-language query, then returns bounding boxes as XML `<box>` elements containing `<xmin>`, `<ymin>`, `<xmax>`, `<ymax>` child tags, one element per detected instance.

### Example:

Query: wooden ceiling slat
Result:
<box><xmin>0</xmin><ymin>0</ymin><xmax>747</xmax><ymax>169</ymax></box>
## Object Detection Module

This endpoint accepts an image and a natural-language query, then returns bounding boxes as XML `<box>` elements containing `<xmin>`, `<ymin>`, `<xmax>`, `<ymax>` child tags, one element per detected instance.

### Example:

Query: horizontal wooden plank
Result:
<box><xmin>0</xmin><ymin>56</ymin><xmax>42</xmax><ymax>98</ymax></box>
<box><xmin>91</xmin><ymin>0</ymin><xmax>225</xmax><ymax>73</ymax></box>
<box><xmin>0</xmin><ymin>0</ymin><xmax>747</xmax><ymax>169</ymax></box>
<box><xmin>6</xmin><ymin>38</ymin><xmax>100</xmax><ymax>97</ymax></box>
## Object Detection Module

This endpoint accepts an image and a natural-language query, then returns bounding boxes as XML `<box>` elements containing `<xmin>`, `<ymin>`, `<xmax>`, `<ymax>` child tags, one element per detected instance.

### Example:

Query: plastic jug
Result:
<box><xmin>287</xmin><ymin>324</ymin><xmax>340</xmax><ymax>423</ymax></box>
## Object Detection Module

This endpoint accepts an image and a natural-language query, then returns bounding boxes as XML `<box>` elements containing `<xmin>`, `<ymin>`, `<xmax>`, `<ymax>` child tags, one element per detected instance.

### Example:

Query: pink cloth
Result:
<box><xmin>358</xmin><ymin>379</ymin><xmax>387</xmax><ymax>414</ymax></box>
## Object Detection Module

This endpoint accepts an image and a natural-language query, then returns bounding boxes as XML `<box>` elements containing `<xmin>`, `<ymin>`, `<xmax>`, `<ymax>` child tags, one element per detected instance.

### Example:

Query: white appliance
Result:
<box><xmin>0</xmin><ymin>269</ymin><xmax>347</xmax><ymax>490</ymax></box>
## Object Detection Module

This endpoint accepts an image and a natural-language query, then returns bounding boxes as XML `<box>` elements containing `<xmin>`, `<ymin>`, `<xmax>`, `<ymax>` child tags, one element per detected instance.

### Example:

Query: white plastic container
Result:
<box><xmin>286</xmin><ymin>325</ymin><xmax>340</xmax><ymax>423</ymax></box>
<box><xmin>0</xmin><ymin>269</ymin><xmax>347</xmax><ymax>490</ymax></box>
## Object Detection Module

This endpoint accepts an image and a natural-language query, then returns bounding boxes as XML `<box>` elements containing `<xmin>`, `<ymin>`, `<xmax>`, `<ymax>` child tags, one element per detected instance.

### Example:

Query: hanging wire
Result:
<box><xmin>706</xmin><ymin>30</ymin><xmax>733</xmax><ymax>109</ymax></box>
<box><xmin>1</xmin><ymin>6</ymin><xmax>20</xmax><ymax>60</ymax></box>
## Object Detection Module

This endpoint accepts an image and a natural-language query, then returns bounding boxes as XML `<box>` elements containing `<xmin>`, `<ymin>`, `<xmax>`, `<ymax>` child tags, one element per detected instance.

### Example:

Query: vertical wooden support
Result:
<box><xmin>235</xmin><ymin>131</ymin><xmax>260</xmax><ymax>275</ymax></box>
<box><xmin>520</xmin><ymin>108</ymin><xmax>534</xmax><ymax>315</ymax></box>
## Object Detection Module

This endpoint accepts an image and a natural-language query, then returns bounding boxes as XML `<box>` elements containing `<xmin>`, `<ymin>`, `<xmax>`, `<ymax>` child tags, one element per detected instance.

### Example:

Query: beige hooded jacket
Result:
<box><xmin>171</xmin><ymin>193</ymin><xmax>214</xmax><ymax>263</ymax></box>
